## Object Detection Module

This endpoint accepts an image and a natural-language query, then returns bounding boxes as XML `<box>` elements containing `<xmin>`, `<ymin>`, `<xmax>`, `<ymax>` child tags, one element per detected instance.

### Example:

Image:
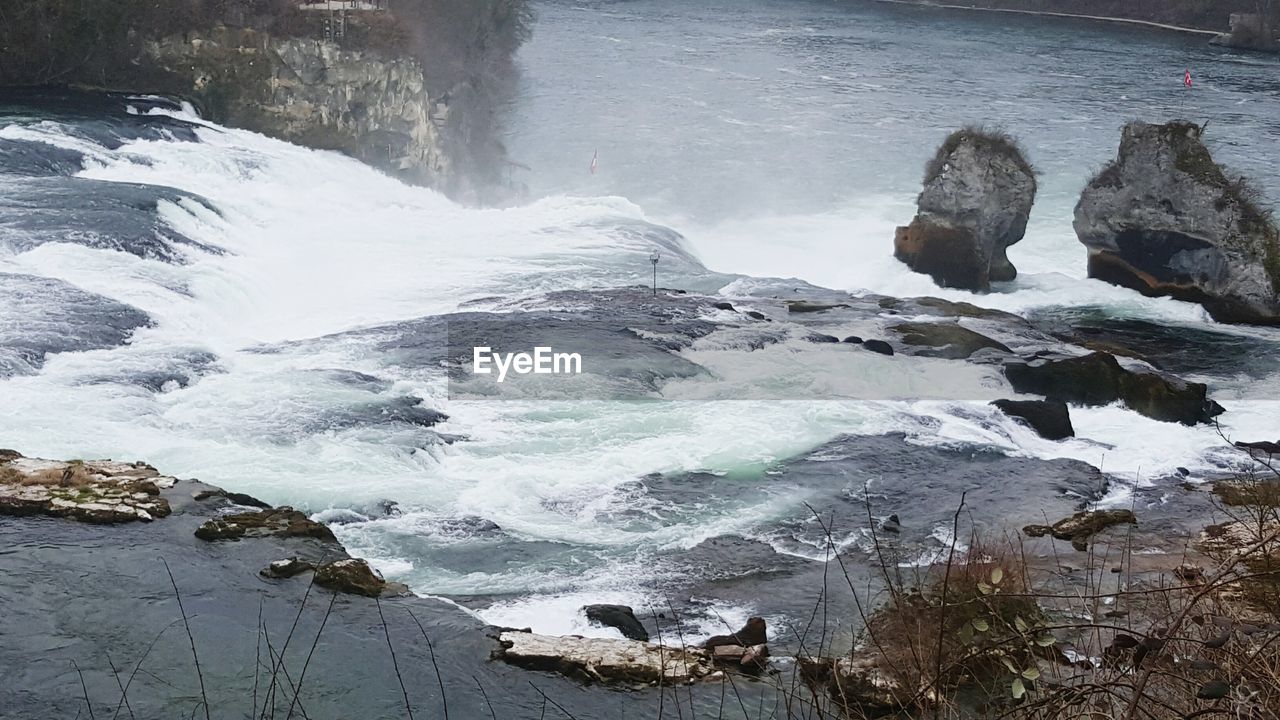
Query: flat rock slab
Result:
<box><xmin>0</xmin><ymin>455</ymin><xmax>174</xmax><ymax>523</ymax></box>
<box><xmin>495</xmin><ymin>631</ymin><xmax>715</xmax><ymax>685</ymax></box>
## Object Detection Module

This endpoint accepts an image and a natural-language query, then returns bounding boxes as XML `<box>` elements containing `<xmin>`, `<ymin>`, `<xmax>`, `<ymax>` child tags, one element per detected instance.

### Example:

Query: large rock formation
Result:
<box><xmin>894</xmin><ymin>128</ymin><xmax>1038</xmax><ymax>291</ymax></box>
<box><xmin>1075</xmin><ymin>121</ymin><xmax>1280</xmax><ymax>324</ymax></box>
<box><xmin>144</xmin><ymin>27</ymin><xmax>452</xmax><ymax>190</ymax></box>
<box><xmin>1003</xmin><ymin>351</ymin><xmax>1223</xmax><ymax>426</ymax></box>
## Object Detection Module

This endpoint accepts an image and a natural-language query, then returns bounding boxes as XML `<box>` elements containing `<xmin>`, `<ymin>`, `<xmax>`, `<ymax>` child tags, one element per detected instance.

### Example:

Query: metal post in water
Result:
<box><xmin>649</xmin><ymin>251</ymin><xmax>661</xmax><ymax>296</ymax></box>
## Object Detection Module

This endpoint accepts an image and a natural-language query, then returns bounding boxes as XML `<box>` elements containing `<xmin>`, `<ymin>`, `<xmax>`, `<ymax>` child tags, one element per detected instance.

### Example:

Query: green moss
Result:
<box><xmin>923</xmin><ymin>125</ymin><xmax>1035</xmax><ymax>186</ymax></box>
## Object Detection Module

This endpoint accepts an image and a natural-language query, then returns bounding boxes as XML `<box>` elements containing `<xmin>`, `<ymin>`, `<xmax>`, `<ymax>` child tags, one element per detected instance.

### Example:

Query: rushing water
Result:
<box><xmin>2</xmin><ymin>0</ymin><xmax>1280</xmax><ymax>639</ymax></box>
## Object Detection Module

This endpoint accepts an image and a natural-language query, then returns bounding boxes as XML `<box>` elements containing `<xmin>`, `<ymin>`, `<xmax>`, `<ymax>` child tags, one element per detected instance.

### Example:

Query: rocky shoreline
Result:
<box><xmin>0</xmin><ymin>451</ymin><xmax>780</xmax><ymax>719</ymax></box>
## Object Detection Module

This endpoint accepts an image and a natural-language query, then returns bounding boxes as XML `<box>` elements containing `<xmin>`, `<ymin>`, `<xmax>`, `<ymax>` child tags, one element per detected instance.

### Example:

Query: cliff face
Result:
<box><xmin>145</xmin><ymin>27</ymin><xmax>456</xmax><ymax>192</ymax></box>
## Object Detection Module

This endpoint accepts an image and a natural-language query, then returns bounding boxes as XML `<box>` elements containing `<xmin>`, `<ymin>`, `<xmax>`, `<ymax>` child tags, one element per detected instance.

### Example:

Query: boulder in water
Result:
<box><xmin>1075</xmin><ymin>121</ymin><xmax>1280</xmax><ymax>325</ymax></box>
<box><xmin>704</xmin><ymin>617</ymin><xmax>767</xmax><ymax>650</ymax></box>
<box><xmin>582</xmin><ymin>604</ymin><xmax>649</xmax><ymax>642</ymax></box>
<box><xmin>893</xmin><ymin>127</ymin><xmax>1037</xmax><ymax>291</ymax></box>
<box><xmin>991</xmin><ymin>399</ymin><xmax>1075</xmax><ymax>440</ymax></box>
<box><xmin>1003</xmin><ymin>352</ymin><xmax>1222</xmax><ymax>426</ymax></box>
<box><xmin>861</xmin><ymin>339</ymin><xmax>895</xmax><ymax>356</ymax></box>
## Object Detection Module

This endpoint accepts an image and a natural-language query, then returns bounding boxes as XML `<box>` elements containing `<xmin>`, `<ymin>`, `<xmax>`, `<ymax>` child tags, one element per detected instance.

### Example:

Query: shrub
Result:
<box><xmin>923</xmin><ymin>126</ymin><xmax>1036</xmax><ymax>186</ymax></box>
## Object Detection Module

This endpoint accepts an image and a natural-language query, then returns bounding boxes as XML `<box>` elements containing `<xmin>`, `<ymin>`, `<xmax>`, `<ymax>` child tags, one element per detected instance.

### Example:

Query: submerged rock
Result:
<box><xmin>1024</xmin><ymin>509</ymin><xmax>1137</xmax><ymax>551</ymax></box>
<box><xmin>1003</xmin><ymin>352</ymin><xmax>1222</xmax><ymax>425</ymax></box>
<box><xmin>583</xmin><ymin>604</ymin><xmax>650</xmax><ymax>642</ymax></box>
<box><xmin>991</xmin><ymin>399</ymin><xmax>1075</xmax><ymax>440</ymax></box>
<box><xmin>1075</xmin><ymin>121</ymin><xmax>1280</xmax><ymax>325</ymax></box>
<box><xmin>494</xmin><ymin>630</ymin><xmax>715</xmax><ymax>685</ymax></box>
<box><xmin>890</xmin><ymin>321</ymin><xmax>1011</xmax><ymax>359</ymax></box>
<box><xmin>194</xmin><ymin>507</ymin><xmax>337</xmax><ymax>543</ymax></box>
<box><xmin>894</xmin><ymin>127</ymin><xmax>1037</xmax><ymax>291</ymax></box>
<box><xmin>0</xmin><ymin>457</ymin><xmax>173</xmax><ymax>523</ymax></box>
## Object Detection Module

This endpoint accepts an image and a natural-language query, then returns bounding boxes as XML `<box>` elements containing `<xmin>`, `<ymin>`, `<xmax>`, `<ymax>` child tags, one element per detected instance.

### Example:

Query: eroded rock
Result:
<box><xmin>494</xmin><ymin>630</ymin><xmax>715</xmax><ymax>685</ymax></box>
<box><xmin>1075</xmin><ymin>121</ymin><xmax>1280</xmax><ymax>325</ymax></box>
<box><xmin>894</xmin><ymin>127</ymin><xmax>1037</xmax><ymax>291</ymax></box>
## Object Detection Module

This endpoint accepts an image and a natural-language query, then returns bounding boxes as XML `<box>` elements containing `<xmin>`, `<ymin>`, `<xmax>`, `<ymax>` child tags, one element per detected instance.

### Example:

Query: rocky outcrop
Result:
<box><xmin>1075</xmin><ymin>121</ymin><xmax>1280</xmax><ymax>324</ymax></box>
<box><xmin>894</xmin><ymin>128</ymin><xmax>1037</xmax><ymax>291</ymax></box>
<box><xmin>143</xmin><ymin>27</ymin><xmax>454</xmax><ymax>191</ymax></box>
<box><xmin>1024</xmin><ymin>509</ymin><xmax>1137</xmax><ymax>551</ymax></box>
<box><xmin>194</xmin><ymin>506</ymin><xmax>337</xmax><ymax>542</ymax></box>
<box><xmin>583</xmin><ymin>604</ymin><xmax>650</xmax><ymax>642</ymax></box>
<box><xmin>991</xmin><ymin>399</ymin><xmax>1075</xmax><ymax>440</ymax></box>
<box><xmin>1003</xmin><ymin>352</ymin><xmax>1223</xmax><ymax>425</ymax></box>
<box><xmin>494</xmin><ymin>631</ymin><xmax>717</xmax><ymax>685</ymax></box>
<box><xmin>0</xmin><ymin>455</ymin><xmax>174</xmax><ymax>523</ymax></box>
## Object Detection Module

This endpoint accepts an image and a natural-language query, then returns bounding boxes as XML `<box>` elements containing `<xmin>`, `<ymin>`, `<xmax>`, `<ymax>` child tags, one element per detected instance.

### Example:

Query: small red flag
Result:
<box><xmin>590</xmin><ymin>149</ymin><xmax>598</xmax><ymax>175</ymax></box>
<box><xmin>1184</xmin><ymin>69</ymin><xmax>1193</xmax><ymax>88</ymax></box>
